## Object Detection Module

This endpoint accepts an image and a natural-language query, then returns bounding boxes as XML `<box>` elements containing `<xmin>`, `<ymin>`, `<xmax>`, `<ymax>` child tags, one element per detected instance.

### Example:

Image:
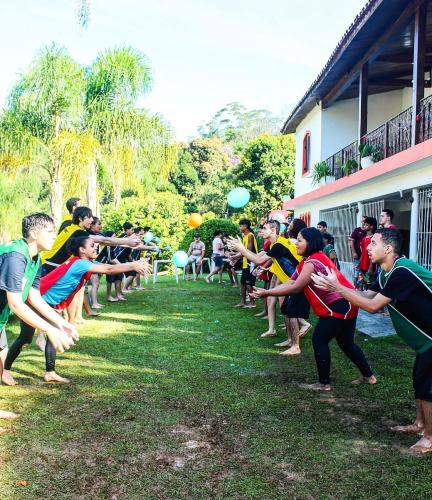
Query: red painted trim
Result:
<box><xmin>283</xmin><ymin>138</ymin><xmax>432</xmax><ymax>209</ymax></box>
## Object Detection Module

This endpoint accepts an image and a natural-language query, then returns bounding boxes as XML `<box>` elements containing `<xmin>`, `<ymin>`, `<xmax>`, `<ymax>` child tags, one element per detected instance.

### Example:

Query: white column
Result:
<box><xmin>409</xmin><ymin>188</ymin><xmax>419</xmax><ymax>260</ymax></box>
<box><xmin>357</xmin><ymin>202</ymin><xmax>363</xmax><ymax>227</ymax></box>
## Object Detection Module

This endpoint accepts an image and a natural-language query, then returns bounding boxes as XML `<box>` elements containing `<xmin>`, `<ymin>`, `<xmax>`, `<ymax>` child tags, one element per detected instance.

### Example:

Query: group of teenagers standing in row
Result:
<box><xmin>0</xmin><ymin>203</ymin><xmax>431</xmax><ymax>453</ymax></box>
<box><xmin>0</xmin><ymin>198</ymin><xmax>155</xmax><ymax>400</ymax></box>
<box><xmin>200</xmin><ymin>214</ymin><xmax>431</xmax><ymax>454</ymax></box>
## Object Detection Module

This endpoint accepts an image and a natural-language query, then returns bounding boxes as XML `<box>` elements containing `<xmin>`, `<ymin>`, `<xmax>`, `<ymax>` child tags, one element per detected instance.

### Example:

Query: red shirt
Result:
<box><xmin>359</xmin><ymin>235</ymin><xmax>372</xmax><ymax>271</ymax></box>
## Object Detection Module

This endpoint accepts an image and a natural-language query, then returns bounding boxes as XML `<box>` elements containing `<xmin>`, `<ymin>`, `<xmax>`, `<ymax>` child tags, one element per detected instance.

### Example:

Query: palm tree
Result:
<box><xmin>85</xmin><ymin>47</ymin><xmax>174</xmax><ymax>206</ymax></box>
<box><xmin>6</xmin><ymin>44</ymin><xmax>86</xmax><ymax>224</ymax></box>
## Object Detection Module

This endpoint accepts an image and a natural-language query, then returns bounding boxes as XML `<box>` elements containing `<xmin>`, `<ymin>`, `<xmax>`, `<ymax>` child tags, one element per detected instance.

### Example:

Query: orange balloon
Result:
<box><xmin>188</xmin><ymin>213</ymin><xmax>203</xmax><ymax>228</ymax></box>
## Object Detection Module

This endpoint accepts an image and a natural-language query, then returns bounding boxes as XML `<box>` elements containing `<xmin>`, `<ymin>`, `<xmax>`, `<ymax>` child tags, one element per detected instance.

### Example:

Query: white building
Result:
<box><xmin>282</xmin><ymin>0</ymin><xmax>432</xmax><ymax>274</ymax></box>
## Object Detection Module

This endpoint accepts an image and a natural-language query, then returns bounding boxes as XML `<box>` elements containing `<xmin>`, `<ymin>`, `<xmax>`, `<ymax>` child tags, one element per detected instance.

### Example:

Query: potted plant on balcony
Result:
<box><xmin>312</xmin><ymin>161</ymin><xmax>333</xmax><ymax>186</ymax></box>
<box><xmin>342</xmin><ymin>158</ymin><xmax>358</xmax><ymax>176</ymax></box>
<box><xmin>359</xmin><ymin>143</ymin><xmax>376</xmax><ymax>168</ymax></box>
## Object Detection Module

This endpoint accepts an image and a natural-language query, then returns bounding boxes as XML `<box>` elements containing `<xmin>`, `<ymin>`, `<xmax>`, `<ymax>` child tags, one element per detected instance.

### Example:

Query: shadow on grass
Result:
<box><xmin>0</xmin><ymin>277</ymin><xmax>430</xmax><ymax>498</ymax></box>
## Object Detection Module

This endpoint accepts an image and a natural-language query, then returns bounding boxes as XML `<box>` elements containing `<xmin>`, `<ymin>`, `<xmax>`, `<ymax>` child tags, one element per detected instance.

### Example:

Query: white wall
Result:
<box><xmin>401</xmin><ymin>86</ymin><xmax>432</xmax><ymax>110</ymax></box>
<box><xmin>292</xmin><ymin>87</ymin><xmax>429</xmax><ymax>200</ymax></box>
<box><xmin>321</xmin><ymin>98</ymin><xmax>358</xmax><ymax>159</ymax></box>
<box><xmin>294</xmin><ymin>105</ymin><xmax>322</xmax><ymax>197</ymax></box>
<box><xmin>367</xmin><ymin>89</ymin><xmax>404</xmax><ymax>131</ymax></box>
<box><xmin>291</xmin><ymin>157</ymin><xmax>432</xmax><ymax>218</ymax></box>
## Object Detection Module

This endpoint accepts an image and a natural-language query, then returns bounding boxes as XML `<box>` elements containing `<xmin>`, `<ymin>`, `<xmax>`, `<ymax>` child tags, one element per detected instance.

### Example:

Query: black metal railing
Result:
<box><xmin>323</xmin><ymin>94</ymin><xmax>432</xmax><ymax>180</ymax></box>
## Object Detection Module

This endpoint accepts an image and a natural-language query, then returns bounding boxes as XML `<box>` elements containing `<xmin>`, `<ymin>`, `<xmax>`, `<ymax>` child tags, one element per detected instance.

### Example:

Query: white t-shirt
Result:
<box><xmin>212</xmin><ymin>237</ymin><xmax>224</xmax><ymax>256</ymax></box>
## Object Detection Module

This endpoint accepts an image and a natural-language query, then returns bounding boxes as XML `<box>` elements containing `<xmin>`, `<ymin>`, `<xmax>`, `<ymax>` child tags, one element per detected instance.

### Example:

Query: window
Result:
<box><xmin>302</xmin><ymin>132</ymin><xmax>311</xmax><ymax>175</ymax></box>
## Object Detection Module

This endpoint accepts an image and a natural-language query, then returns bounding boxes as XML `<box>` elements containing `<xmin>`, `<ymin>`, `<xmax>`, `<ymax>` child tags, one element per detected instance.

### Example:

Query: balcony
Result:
<box><xmin>324</xmin><ymin>94</ymin><xmax>432</xmax><ymax>180</ymax></box>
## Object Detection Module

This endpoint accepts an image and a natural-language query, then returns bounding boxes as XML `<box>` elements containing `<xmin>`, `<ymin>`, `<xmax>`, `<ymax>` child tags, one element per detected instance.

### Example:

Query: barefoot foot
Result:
<box><xmin>279</xmin><ymin>346</ymin><xmax>301</xmax><ymax>356</ymax></box>
<box><xmin>299</xmin><ymin>323</ymin><xmax>312</xmax><ymax>338</ymax></box>
<box><xmin>300</xmin><ymin>383</ymin><xmax>332</xmax><ymax>392</ymax></box>
<box><xmin>351</xmin><ymin>375</ymin><xmax>377</xmax><ymax>385</ymax></box>
<box><xmin>274</xmin><ymin>340</ymin><xmax>292</xmax><ymax>348</ymax></box>
<box><xmin>0</xmin><ymin>410</ymin><xmax>20</xmax><ymax>419</ymax></box>
<box><xmin>410</xmin><ymin>436</ymin><xmax>432</xmax><ymax>454</ymax></box>
<box><xmin>44</xmin><ymin>372</ymin><xmax>70</xmax><ymax>384</ymax></box>
<box><xmin>1</xmin><ymin>370</ymin><xmax>18</xmax><ymax>386</ymax></box>
<box><xmin>260</xmin><ymin>330</ymin><xmax>277</xmax><ymax>338</ymax></box>
<box><xmin>391</xmin><ymin>423</ymin><xmax>424</xmax><ymax>435</ymax></box>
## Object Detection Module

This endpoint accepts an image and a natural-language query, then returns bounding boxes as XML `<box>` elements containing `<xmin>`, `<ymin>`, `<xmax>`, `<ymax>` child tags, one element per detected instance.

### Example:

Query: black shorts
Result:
<box><xmin>413</xmin><ymin>347</ymin><xmax>432</xmax><ymax>402</ymax></box>
<box><xmin>241</xmin><ymin>268</ymin><xmax>256</xmax><ymax>286</ymax></box>
<box><xmin>124</xmin><ymin>270</ymin><xmax>137</xmax><ymax>278</ymax></box>
<box><xmin>106</xmin><ymin>273</ymin><xmax>124</xmax><ymax>284</ymax></box>
<box><xmin>281</xmin><ymin>292</ymin><xmax>310</xmax><ymax>319</ymax></box>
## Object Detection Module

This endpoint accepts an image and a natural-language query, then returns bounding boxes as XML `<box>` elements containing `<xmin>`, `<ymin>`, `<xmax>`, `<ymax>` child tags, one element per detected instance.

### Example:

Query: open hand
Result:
<box><xmin>46</xmin><ymin>327</ymin><xmax>74</xmax><ymax>353</ymax></box>
<box><xmin>249</xmin><ymin>286</ymin><xmax>267</xmax><ymax>299</ymax></box>
<box><xmin>126</xmin><ymin>237</ymin><xmax>141</xmax><ymax>248</ymax></box>
<box><xmin>310</xmin><ymin>266</ymin><xmax>339</xmax><ymax>291</ymax></box>
<box><xmin>135</xmin><ymin>259</ymin><xmax>152</xmax><ymax>277</ymax></box>
<box><xmin>251</xmin><ymin>266</ymin><xmax>263</xmax><ymax>277</ymax></box>
<box><xmin>59</xmin><ymin>321</ymin><xmax>79</xmax><ymax>341</ymax></box>
<box><xmin>226</xmin><ymin>236</ymin><xmax>243</xmax><ymax>252</ymax></box>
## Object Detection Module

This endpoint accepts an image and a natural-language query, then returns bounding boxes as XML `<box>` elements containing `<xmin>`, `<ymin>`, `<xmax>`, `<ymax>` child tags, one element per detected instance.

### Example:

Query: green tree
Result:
<box><xmin>6</xmin><ymin>44</ymin><xmax>86</xmax><ymax>224</ymax></box>
<box><xmin>170</xmin><ymin>138</ymin><xmax>233</xmax><ymax>217</ymax></box>
<box><xmin>180</xmin><ymin>218</ymin><xmax>239</xmax><ymax>257</ymax></box>
<box><xmin>101</xmin><ymin>191</ymin><xmax>187</xmax><ymax>252</ymax></box>
<box><xmin>233</xmin><ymin>134</ymin><xmax>295</xmax><ymax>219</ymax></box>
<box><xmin>198</xmin><ymin>102</ymin><xmax>282</xmax><ymax>154</ymax></box>
<box><xmin>169</xmin><ymin>148</ymin><xmax>200</xmax><ymax>198</ymax></box>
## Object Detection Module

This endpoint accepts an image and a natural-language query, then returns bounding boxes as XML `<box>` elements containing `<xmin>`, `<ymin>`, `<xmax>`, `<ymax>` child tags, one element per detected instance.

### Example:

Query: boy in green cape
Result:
<box><xmin>312</xmin><ymin>228</ymin><xmax>432</xmax><ymax>454</ymax></box>
<box><xmin>0</xmin><ymin>213</ymin><xmax>77</xmax><ymax>420</ymax></box>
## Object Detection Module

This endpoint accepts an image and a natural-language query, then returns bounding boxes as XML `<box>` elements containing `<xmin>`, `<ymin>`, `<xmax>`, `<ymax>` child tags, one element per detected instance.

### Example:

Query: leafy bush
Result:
<box><xmin>179</xmin><ymin>218</ymin><xmax>239</xmax><ymax>257</ymax></box>
<box><xmin>101</xmin><ymin>192</ymin><xmax>188</xmax><ymax>252</ymax></box>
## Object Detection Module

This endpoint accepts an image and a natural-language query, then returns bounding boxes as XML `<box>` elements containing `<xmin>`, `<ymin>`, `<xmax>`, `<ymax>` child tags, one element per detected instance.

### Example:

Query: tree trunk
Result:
<box><xmin>113</xmin><ymin>167</ymin><xmax>122</xmax><ymax>207</ymax></box>
<box><xmin>87</xmin><ymin>161</ymin><xmax>98</xmax><ymax>214</ymax></box>
<box><xmin>50</xmin><ymin>168</ymin><xmax>63</xmax><ymax>227</ymax></box>
<box><xmin>50</xmin><ymin>113</ymin><xmax>63</xmax><ymax>226</ymax></box>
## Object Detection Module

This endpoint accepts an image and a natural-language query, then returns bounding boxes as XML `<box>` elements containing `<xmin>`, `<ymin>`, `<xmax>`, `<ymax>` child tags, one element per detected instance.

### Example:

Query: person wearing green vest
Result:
<box><xmin>0</xmin><ymin>213</ymin><xmax>78</xmax><ymax>416</ymax></box>
<box><xmin>311</xmin><ymin>228</ymin><xmax>432</xmax><ymax>454</ymax></box>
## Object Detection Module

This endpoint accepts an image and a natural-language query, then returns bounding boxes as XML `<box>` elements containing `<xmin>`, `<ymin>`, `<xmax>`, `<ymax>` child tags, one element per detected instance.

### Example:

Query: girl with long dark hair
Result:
<box><xmin>252</xmin><ymin>227</ymin><xmax>376</xmax><ymax>391</ymax></box>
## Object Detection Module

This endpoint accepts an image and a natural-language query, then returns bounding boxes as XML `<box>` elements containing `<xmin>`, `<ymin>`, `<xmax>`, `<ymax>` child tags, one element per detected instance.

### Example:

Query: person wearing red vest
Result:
<box><xmin>4</xmin><ymin>235</ymin><xmax>150</xmax><ymax>385</ymax></box>
<box><xmin>251</xmin><ymin>227</ymin><xmax>376</xmax><ymax>392</ymax></box>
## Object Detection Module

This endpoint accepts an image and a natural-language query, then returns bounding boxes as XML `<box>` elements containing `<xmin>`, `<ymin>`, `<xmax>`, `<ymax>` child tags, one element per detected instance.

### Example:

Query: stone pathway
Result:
<box><xmin>356</xmin><ymin>309</ymin><xmax>395</xmax><ymax>338</ymax></box>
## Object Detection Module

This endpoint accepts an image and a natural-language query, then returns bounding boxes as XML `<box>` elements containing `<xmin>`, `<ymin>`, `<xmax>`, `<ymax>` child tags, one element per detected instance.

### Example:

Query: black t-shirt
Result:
<box><xmin>114</xmin><ymin>234</ymin><xmax>132</xmax><ymax>263</ymax></box>
<box><xmin>0</xmin><ymin>252</ymin><xmax>41</xmax><ymax>316</ymax></box>
<box><xmin>370</xmin><ymin>268</ymin><xmax>432</xmax><ymax>335</ymax></box>
<box><xmin>58</xmin><ymin>219</ymin><xmax>73</xmax><ymax>233</ymax></box>
<box><xmin>266</xmin><ymin>243</ymin><xmax>298</xmax><ymax>278</ymax></box>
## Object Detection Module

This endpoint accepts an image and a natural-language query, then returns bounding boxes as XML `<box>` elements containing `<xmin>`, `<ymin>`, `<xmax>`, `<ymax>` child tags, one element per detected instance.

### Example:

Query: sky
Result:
<box><xmin>0</xmin><ymin>0</ymin><xmax>367</xmax><ymax>140</ymax></box>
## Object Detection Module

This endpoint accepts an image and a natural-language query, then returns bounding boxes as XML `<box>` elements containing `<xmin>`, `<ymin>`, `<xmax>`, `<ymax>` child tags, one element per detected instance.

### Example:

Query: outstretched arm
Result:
<box><xmin>252</xmin><ymin>262</ymin><xmax>314</xmax><ymax>299</ymax></box>
<box><xmin>8</xmin><ymin>291</ymin><xmax>74</xmax><ymax>353</ymax></box>
<box><xmin>27</xmin><ymin>288</ymin><xmax>78</xmax><ymax>340</ymax></box>
<box><xmin>311</xmin><ymin>268</ymin><xmax>391</xmax><ymax>313</ymax></box>
<box><xmin>89</xmin><ymin>260</ymin><xmax>151</xmax><ymax>276</ymax></box>
<box><xmin>227</xmin><ymin>236</ymin><xmax>270</xmax><ymax>265</ymax></box>
<box><xmin>90</xmin><ymin>235</ymin><xmax>139</xmax><ymax>248</ymax></box>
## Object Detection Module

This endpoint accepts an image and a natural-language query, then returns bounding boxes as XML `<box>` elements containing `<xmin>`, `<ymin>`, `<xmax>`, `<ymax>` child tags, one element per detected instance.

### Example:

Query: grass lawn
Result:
<box><xmin>0</xmin><ymin>275</ymin><xmax>431</xmax><ymax>499</ymax></box>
